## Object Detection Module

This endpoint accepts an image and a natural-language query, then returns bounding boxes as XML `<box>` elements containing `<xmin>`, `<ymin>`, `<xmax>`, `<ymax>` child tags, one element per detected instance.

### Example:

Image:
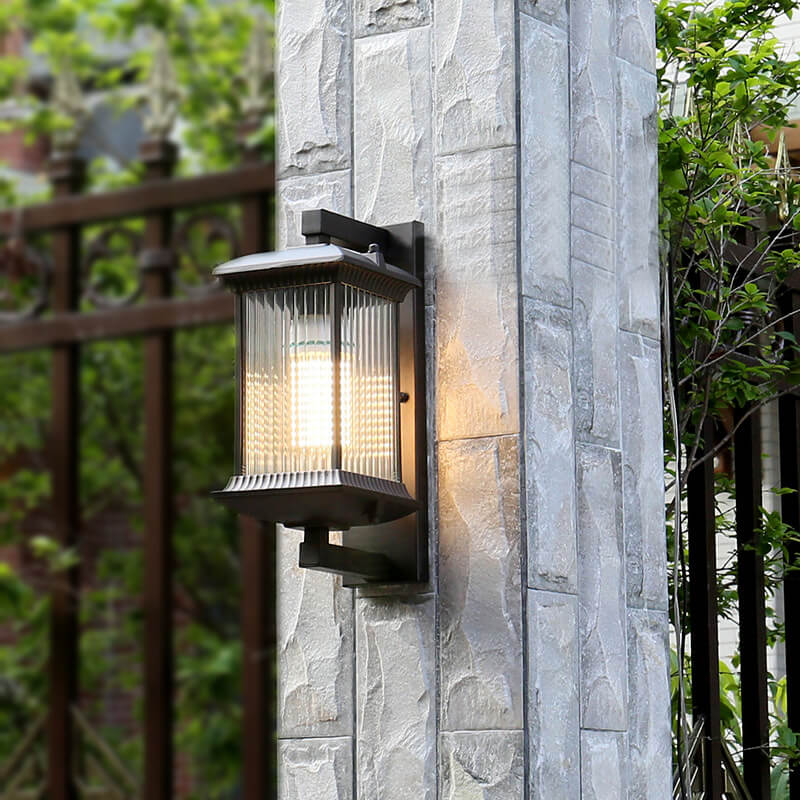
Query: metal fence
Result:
<box><xmin>0</xmin><ymin>137</ymin><xmax>275</xmax><ymax>799</ymax></box>
<box><xmin>680</xmin><ymin>251</ymin><xmax>800</xmax><ymax>799</ymax></box>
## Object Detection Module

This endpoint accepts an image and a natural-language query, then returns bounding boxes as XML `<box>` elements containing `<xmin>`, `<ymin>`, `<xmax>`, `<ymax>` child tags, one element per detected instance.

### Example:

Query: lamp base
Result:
<box><xmin>212</xmin><ymin>469</ymin><xmax>417</xmax><ymax>529</ymax></box>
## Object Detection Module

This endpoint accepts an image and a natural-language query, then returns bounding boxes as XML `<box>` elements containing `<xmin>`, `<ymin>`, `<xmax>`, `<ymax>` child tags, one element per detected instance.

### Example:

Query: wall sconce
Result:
<box><xmin>213</xmin><ymin>210</ymin><xmax>428</xmax><ymax>586</ymax></box>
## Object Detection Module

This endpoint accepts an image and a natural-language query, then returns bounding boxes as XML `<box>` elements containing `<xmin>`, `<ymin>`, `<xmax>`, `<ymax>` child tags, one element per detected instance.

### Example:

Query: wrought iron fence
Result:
<box><xmin>0</xmin><ymin>138</ymin><xmax>276</xmax><ymax>799</ymax></box>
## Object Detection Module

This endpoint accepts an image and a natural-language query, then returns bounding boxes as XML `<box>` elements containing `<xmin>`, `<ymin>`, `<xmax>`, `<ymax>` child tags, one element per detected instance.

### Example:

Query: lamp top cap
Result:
<box><xmin>213</xmin><ymin>243</ymin><xmax>420</xmax><ymax>297</ymax></box>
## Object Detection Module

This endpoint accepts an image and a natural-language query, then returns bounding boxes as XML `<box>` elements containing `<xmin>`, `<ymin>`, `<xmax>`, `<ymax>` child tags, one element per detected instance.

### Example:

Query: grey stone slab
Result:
<box><xmin>570</xmin><ymin>0</ymin><xmax>615</xmax><ymax>174</ymax></box>
<box><xmin>571</xmin><ymin>195</ymin><xmax>614</xmax><ymax>240</ymax></box>
<box><xmin>434</xmin><ymin>0</ymin><xmax>516</xmax><ymax>154</ymax></box>
<box><xmin>278</xmin><ymin>171</ymin><xmax>353</xmax><ymax>247</ymax></box>
<box><xmin>620</xmin><ymin>332</ymin><xmax>667</xmax><ymax>609</ymax></box>
<box><xmin>279</xmin><ymin>737</ymin><xmax>354</xmax><ymax>800</ymax></box>
<box><xmin>617</xmin><ymin>61</ymin><xmax>659</xmax><ymax>339</ymax></box>
<box><xmin>581</xmin><ymin>730</ymin><xmax>627</xmax><ymax>800</ymax></box>
<box><xmin>524</xmin><ymin>298</ymin><xmax>577</xmax><ymax>592</ymax></box>
<box><xmin>528</xmin><ymin>590</ymin><xmax>580</xmax><ymax>800</ymax></box>
<box><xmin>355</xmin><ymin>0</ymin><xmax>430</xmax><ymax>37</ymax></box>
<box><xmin>277</xmin><ymin>0</ymin><xmax>352</xmax><ymax>176</ymax></box>
<box><xmin>440</xmin><ymin>731</ymin><xmax>524</xmax><ymax>799</ymax></box>
<box><xmin>571</xmin><ymin>163</ymin><xmax>614</xmax><ymax>208</ymax></box>
<box><xmin>577</xmin><ymin>443</ymin><xmax>627</xmax><ymax>731</ymax></box>
<box><xmin>356</xmin><ymin>596</ymin><xmax>435</xmax><ymax>800</ymax></box>
<box><xmin>628</xmin><ymin>609</ymin><xmax>672</xmax><ymax>800</ymax></box>
<box><xmin>617</xmin><ymin>0</ymin><xmax>656</xmax><ymax>73</ymax></box>
<box><xmin>520</xmin><ymin>15</ymin><xmax>571</xmax><ymax>308</ymax></box>
<box><xmin>519</xmin><ymin>0</ymin><xmax>568</xmax><ymax>30</ymax></box>
<box><xmin>571</xmin><ymin>227</ymin><xmax>614</xmax><ymax>273</ymax></box>
<box><xmin>277</xmin><ymin>526</ymin><xmax>354</xmax><ymax>738</ymax></box>
<box><xmin>574</xmin><ymin>262</ymin><xmax>620</xmax><ymax>447</ymax></box>
<box><xmin>438</xmin><ymin>435</ymin><xmax>523</xmax><ymax>731</ymax></box>
<box><xmin>435</xmin><ymin>149</ymin><xmax>519</xmax><ymax>440</ymax></box>
<box><xmin>354</xmin><ymin>28</ymin><xmax>432</xmax><ymax>227</ymax></box>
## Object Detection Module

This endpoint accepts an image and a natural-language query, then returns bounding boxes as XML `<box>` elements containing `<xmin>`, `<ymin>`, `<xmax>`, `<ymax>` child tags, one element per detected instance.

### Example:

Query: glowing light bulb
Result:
<box><xmin>289</xmin><ymin>342</ymin><xmax>334</xmax><ymax>453</ymax></box>
<box><xmin>242</xmin><ymin>283</ymin><xmax>399</xmax><ymax>481</ymax></box>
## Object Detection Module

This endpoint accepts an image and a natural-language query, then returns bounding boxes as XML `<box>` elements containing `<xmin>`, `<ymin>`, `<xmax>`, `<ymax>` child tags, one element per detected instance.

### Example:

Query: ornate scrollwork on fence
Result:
<box><xmin>172</xmin><ymin>212</ymin><xmax>239</xmax><ymax>296</ymax></box>
<box><xmin>0</xmin><ymin>236</ymin><xmax>51</xmax><ymax>324</ymax></box>
<box><xmin>0</xmin><ymin>707</ymin><xmax>139</xmax><ymax>800</ymax></box>
<box><xmin>82</xmin><ymin>226</ymin><xmax>143</xmax><ymax>309</ymax></box>
<box><xmin>0</xmin><ymin>713</ymin><xmax>46</xmax><ymax>799</ymax></box>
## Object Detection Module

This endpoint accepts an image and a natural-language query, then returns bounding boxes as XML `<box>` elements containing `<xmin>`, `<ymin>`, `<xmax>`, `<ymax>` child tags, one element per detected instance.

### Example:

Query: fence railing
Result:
<box><xmin>0</xmin><ymin>136</ymin><xmax>275</xmax><ymax>799</ymax></box>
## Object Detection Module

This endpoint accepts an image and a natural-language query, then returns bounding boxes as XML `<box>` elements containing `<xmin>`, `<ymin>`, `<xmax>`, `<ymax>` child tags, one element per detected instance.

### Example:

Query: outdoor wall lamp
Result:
<box><xmin>212</xmin><ymin>210</ymin><xmax>428</xmax><ymax>586</ymax></box>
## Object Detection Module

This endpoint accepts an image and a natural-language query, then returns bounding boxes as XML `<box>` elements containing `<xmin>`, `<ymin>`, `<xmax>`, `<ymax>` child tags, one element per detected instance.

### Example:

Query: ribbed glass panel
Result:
<box><xmin>242</xmin><ymin>284</ymin><xmax>333</xmax><ymax>474</ymax></box>
<box><xmin>341</xmin><ymin>285</ymin><xmax>399</xmax><ymax>481</ymax></box>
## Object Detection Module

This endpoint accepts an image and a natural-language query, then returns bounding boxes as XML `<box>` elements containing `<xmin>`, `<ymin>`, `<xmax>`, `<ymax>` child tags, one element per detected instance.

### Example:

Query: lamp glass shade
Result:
<box><xmin>242</xmin><ymin>282</ymin><xmax>399</xmax><ymax>481</ymax></box>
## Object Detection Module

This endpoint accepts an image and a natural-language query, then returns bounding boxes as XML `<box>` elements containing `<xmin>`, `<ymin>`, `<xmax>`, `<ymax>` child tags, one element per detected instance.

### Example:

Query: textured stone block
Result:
<box><xmin>439</xmin><ymin>436</ymin><xmax>523</xmax><ymax>730</ymax></box>
<box><xmin>357</xmin><ymin>596</ymin><xmax>435</xmax><ymax>800</ymax></box>
<box><xmin>581</xmin><ymin>730</ymin><xmax>627</xmax><ymax>800</ymax></box>
<box><xmin>617</xmin><ymin>62</ymin><xmax>659</xmax><ymax>339</ymax></box>
<box><xmin>277</xmin><ymin>0</ymin><xmax>352</xmax><ymax>176</ymax></box>
<box><xmin>440</xmin><ymin>731</ymin><xmax>524</xmax><ymax>799</ymax></box>
<box><xmin>355</xmin><ymin>0</ymin><xmax>430</xmax><ymax>36</ymax></box>
<box><xmin>571</xmin><ymin>228</ymin><xmax>614</xmax><ymax>273</ymax></box>
<box><xmin>519</xmin><ymin>0</ymin><xmax>568</xmax><ymax>30</ymax></box>
<box><xmin>520</xmin><ymin>15</ymin><xmax>570</xmax><ymax>307</ymax></box>
<box><xmin>574</xmin><ymin>262</ymin><xmax>619</xmax><ymax>446</ymax></box>
<box><xmin>528</xmin><ymin>590</ymin><xmax>580</xmax><ymax>799</ymax></box>
<box><xmin>620</xmin><ymin>332</ymin><xmax>667</xmax><ymax>609</ymax></box>
<box><xmin>577</xmin><ymin>444</ymin><xmax>627</xmax><ymax>730</ymax></box>
<box><xmin>570</xmin><ymin>0</ymin><xmax>615</xmax><ymax>173</ymax></box>
<box><xmin>278</xmin><ymin>527</ymin><xmax>354</xmax><ymax>738</ymax></box>
<box><xmin>354</xmin><ymin>29</ymin><xmax>432</xmax><ymax>226</ymax></box>
<box><xmin>618</xmin><ymin>0</ymin><xmax>656</xmax><ymax>73</ymax></box>
<box><xmin>436</xmin><ymin>149</ymin><xmax>519</xmax><ymax>440</ymax></box>
<box><xmin>628</xmin><ymin>610</ymin><xmax>672</xmax><ymax>800</ymax></box>
<box><xmin>524</xmin><ymin>299</ymin><xmax>576</xmax><ymax>592</ymax></box>
<box><xmin>571</xmin><ymin>195</ymin><xmax>613</xmax><ymax>240</ymax></box>
<box><xmin>278</xmin><ymin>171</ymin><xmax>353</xmax><ymax>247</ymax></box>
<box><xmin>279</xmin><ymin>737</ymin><xmax>353</xmax><ymax>800</ymax></box>
<box><xmin>572</xmin><ymin>162</ymin><xmax>614</xmax><ymax>208</ymax></box>
<box><xmin>434</xmin><ymin>0</ymin><xmax>516</xmax><ymax>154</ymax></box>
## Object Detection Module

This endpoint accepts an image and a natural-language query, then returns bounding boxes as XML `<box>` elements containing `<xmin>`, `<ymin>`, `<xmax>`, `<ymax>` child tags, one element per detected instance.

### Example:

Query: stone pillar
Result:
<box><xmin>275</xmin><ymin>0</ymin><xmax>670</xmax><ymax>796</ymax></box>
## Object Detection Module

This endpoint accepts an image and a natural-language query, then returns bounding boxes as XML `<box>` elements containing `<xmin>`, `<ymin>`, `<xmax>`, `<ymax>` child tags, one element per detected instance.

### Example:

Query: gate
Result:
<box><xmin>0</xmin><ymin>134</ymin><xmax>276</xmax><ymax>798</ymax></box>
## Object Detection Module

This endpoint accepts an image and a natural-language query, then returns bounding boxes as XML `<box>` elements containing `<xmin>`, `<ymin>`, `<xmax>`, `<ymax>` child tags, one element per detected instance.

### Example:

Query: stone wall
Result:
<box><xmin>275</xmin><ymin>0</ymin><xmax>670</xmax><ymax>796</ymax></box>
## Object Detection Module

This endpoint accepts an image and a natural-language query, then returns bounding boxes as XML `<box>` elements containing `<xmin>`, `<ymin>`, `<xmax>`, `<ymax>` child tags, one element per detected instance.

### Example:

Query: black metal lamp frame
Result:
<box><xmin>214</xmin><ymin>209</ymin><xmax>428</xmax><ymax>586</ymax></box>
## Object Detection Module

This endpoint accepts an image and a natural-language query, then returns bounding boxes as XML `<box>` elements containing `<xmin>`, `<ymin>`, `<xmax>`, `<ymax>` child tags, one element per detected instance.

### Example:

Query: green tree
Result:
<box><xmin>658</xmin><ymin>0</ymin><xmax>800</xmax><ymax>794</ymax></box>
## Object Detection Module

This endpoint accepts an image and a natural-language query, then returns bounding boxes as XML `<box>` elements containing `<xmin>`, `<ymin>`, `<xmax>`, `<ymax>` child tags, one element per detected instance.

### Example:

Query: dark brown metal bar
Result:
<box><xmin>140</xmin><ymin>139</ymin><xmax>177</xmax><ymax>800</ymax></box>
<box><xmin>47</xmin><ymin>154</ymin><xmax>85</xmax><ymax>800</ymax></box>
<box><xmin>0</xmin><ymin>293</ymin><xmax>233</xmax><ymax>354</ymax></box>
<box><xmin>733</xmin><ymin>405</ymin><xmax>770</xmax><ymax>798</ymax></box>
<box><xmin>301</xmin><ymin>208</ymin><xmax>419</xmax><ymax>272</ymax></box>
<box><xmin>238</xmin><ymin>184</ymin><xmax>276</xmax><ymax>798</ymax></box>
<box><xmin>687</xmin><ymin>416</ymin><xmax>724</xmax><ymax>800</ymax></box>
<box><xmin>780</xmin><ymin>287</ymin><xmax>800</xmax><ymax>798</ymax></box>
<box><xmin>240</xmin><ymin>516</ymin><xmax>276</xmax><ymax>799</ymax></box>
<box><xmin>0</xmin><ymin>163</ymin><xmax>274</xmax><ymax>235</ymax></box>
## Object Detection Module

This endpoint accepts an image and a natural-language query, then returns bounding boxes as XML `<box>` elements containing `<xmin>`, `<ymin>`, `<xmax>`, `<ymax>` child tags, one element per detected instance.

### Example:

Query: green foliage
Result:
<box><xmin>659</xmin><ymin>0</ymin><xmax>800</xmax><ymax>792</ymax></box>
<box><xmin>0</xmin><ymin>1</ymin><xmax>273</xmax><ymax>796</ymax></box>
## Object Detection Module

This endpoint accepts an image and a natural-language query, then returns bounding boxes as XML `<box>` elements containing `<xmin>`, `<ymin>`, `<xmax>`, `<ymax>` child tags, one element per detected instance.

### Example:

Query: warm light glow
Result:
<box><xmin>242</xmin><ymin>284</ymin><xmax>399</xmax><ymax>481</ymax></box>
<box><xmin>289</xmin><ymin>344</ymin><xmax>335</xmax><ymax>452</ymax></box>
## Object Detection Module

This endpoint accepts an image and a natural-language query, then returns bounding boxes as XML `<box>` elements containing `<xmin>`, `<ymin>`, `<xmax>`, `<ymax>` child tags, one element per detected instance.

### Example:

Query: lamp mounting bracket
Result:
<box><xmin>299</xmin><ymin>527</ymin><xmax>395</xmax><ymax>582</ymax></box>
<box><xmin>301</xmin><ymin>208</ymin><xmax>422</xmax><ymax>275</ymax></box>
<box><xmin>298</xmin><ymin>208</ymin><xmax>428</xmax><ymax>589</ymax></box>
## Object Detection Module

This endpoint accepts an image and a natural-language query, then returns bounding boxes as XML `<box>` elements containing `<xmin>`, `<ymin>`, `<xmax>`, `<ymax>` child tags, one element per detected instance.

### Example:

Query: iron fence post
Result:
<box><xmin>47</xmin><ymin>153</ymin><xmax>85</xmax><ymax>800</ymax></box>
